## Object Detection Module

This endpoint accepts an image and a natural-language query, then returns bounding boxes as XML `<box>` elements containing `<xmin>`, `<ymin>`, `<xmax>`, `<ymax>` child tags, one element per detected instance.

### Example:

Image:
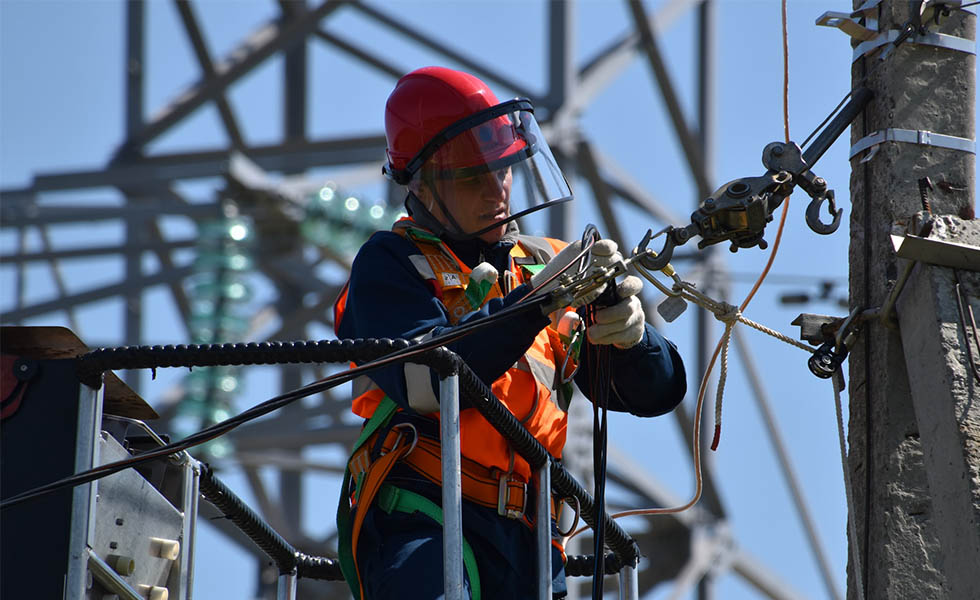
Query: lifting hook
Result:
<box><xmin>805</xmin><ymin>190</ymin><xmax>843</xmax><ymax>235</ymax></box>
<box><xmin>635</xmin><ymin>226</ymin><xmax>682</xmax><ymax>272</ymax></box>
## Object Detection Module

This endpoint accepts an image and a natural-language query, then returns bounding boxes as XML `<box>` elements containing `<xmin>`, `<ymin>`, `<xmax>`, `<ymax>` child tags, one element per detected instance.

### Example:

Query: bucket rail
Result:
<box><xmin>73</xmin><ymin>337</ymin><xmax>642</xmax><ymax>595</ymax></box>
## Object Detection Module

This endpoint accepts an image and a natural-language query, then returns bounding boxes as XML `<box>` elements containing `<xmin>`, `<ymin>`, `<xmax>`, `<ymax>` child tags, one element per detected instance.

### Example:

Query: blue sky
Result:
<box><xmin>0</xmin><ymin>1</ymin><xmax>917</xmax><ymax>598</ymax></box>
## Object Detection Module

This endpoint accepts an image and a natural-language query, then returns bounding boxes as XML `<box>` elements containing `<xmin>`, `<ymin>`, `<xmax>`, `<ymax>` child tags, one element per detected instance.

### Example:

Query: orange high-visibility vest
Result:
<box><xmin>336</xmin><ymin>218</ymin><xmax>575</xmax><ymax>483</ymax></box>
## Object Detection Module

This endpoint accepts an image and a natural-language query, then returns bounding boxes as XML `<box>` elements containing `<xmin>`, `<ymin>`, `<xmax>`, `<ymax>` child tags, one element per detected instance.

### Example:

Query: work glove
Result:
<box><xmin>530</xmin><ymin>239</ymin><xmax>622</xmax><ymax>308</ymax></box>
<box><xmin>586</xmin><ymin>275</ymin><xmax>645</xmax><ymax>349</ymax></box>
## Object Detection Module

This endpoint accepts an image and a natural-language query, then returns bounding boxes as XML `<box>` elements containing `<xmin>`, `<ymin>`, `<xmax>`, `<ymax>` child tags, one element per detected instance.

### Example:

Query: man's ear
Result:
<box><xmin>411</xmin><ymin>181</ymin><xmax>438</xmax><ymax>214</ymax></box>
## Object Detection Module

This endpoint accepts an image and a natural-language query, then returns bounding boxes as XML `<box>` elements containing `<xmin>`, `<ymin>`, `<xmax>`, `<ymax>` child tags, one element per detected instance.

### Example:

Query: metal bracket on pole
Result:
<box><xmin>850</xmin><ymin>128</ymin><xmax>976</xmax><ymax>162</ymax></box>
<box><xmin>816</xmin><ymin>11</ymin><xmax>878</xmax><ymax>41</ymax></box>
<box><xmin>816</xmin><ymin>0</ymin><xmax>882</xmax><ymax>40</ymax></box>
<box><xmin>439</xmin><ymin>372</ymin><xmax>465</xmax><ymax>600</ymax></box>
<box><xmin>891</xmin><ymin>231</ymin><xmax>980</xmax><ymax>271</ymax></box>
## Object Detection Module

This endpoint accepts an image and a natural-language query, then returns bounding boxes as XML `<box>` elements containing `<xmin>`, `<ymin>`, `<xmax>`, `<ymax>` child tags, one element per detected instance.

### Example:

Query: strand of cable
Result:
<box><xmin>671</xmin><ymin>282</ymin><xmax>813</xmax><ymax>353</ymax></box>
<box><xmin>519</xmin><ymin>231</ymin><xmax>598</xmax><ymax>302</ymax></box>
<box><xmin>199</xmin><ymin>463</ymin><xmax>344</xmax><ymax>580</ymax></box>
<box><xmin>833</xmin><ymin>369</ymin><xmax>866</xmax><ymax>600</ymax></box>
<box><xmin>561</xmin><ymin>263</ymin><xmax>815</xmax><ymax>539</ymax></box>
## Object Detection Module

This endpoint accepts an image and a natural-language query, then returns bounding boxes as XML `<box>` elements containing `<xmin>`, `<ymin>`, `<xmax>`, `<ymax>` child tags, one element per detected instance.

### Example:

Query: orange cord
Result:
<box><xmin>710</xmin><ymin>0</ymin><xmax>792</xmax><ymax>450</ymax></box>
<box><xmin>565</xmin><ymin>1</ymin><xmax>795</xmax><ymax>540</ymax></box>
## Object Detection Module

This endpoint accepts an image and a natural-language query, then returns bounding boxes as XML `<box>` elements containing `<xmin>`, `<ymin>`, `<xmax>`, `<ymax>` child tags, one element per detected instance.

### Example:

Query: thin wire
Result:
<box><xmin>801</xmin><ymin>91</ymin><xmax>853</xmax><ymax>150</ymax></box>
<box><xmin>834</xmin><ymin>369</ymin><xmax>866</xmax><ymax>600</ymax></box>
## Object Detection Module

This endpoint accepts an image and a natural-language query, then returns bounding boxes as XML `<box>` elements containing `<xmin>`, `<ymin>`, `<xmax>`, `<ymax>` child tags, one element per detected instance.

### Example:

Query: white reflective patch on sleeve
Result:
<box><xmin>404</xmin><ymin>362</ymin><xmax>440</xmax><ymax>414</ymax></box>
<box><xmin>409</xmin><ymin>254</ymin><xmax>437</xmax><ymax>280</ymax></box>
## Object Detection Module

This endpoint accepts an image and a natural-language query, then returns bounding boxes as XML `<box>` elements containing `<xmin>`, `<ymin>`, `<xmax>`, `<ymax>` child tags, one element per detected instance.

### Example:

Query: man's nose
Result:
<box><xmin>479</xmin><ymin>172</ymin><xmax>506</xmax><ymax>200</ymax></box>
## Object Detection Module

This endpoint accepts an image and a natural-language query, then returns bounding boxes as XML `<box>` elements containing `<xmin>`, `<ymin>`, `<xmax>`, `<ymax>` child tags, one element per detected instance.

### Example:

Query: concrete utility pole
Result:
<box><xmin>845</xmin><ymin>1</ymin><xmax>977</xmax><ymax>598</ymax></box>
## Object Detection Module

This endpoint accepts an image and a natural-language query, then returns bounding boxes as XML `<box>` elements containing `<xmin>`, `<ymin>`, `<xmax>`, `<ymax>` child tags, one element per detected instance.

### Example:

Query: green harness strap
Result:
<box><xmin>336</xmin><ymin>396</ymin><xmax>482</xmax><ymax>600</ymax></box>
<box><xmin>376</xmin><ymin>484</ymin><xmax>482</xmax><ymax>600</ymax></box>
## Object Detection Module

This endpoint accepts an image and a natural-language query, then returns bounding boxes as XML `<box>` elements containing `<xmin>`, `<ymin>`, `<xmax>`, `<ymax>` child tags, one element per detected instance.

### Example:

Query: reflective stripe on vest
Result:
<box><xmin>351</xmin><ymin>330</ymin><xmax>441</xmax><ymax>416</ymax></box>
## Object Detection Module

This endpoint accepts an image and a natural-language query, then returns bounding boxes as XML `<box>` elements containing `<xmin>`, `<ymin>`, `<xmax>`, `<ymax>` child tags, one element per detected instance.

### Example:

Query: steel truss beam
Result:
<box><xmin>2</xmin><ymin>265</ymin><xmax>195</xmax><ymax>322</ymax></box>
<box><xmin>116</xmin><ymin>0</ymin><xmax>345</xmax><ymax>156</ymax></box>
<box><xmin>0</xmin><ymin>136</ymin><xmax>387</xmax><ymax>198</ymax></box>
<box><xmin>1</xmin><ymin>239</ymin><xmax>196</xmax><ymax>264</ymax></box>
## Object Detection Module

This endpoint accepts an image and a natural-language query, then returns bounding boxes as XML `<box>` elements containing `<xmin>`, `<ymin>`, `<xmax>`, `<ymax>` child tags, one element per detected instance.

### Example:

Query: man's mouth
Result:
<box><xmin>481</xmin><ymin>208</ymin><xmax>508</xmax><ymax>221</ymax></box>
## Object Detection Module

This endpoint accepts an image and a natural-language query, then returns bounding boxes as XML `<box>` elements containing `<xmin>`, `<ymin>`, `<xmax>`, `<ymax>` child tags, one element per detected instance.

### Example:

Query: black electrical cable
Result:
<box><xmin>590</xmin><ymin>338</ymin><xmax>612</xmax><ymax>600</ymax></box>
<box><xmin>1</xmin><ymin>293</ymin><xmax>549</xmax><ymax>510</ymax></box>
<box><xmin>2</xmin><ymin>236</ymin><xmax>604</xmax><ymax>511</ymax></box>
<box><xmin>567</xmin><ymin>224</ymin><xmax>619</xmax><ymax>599</ymax></box>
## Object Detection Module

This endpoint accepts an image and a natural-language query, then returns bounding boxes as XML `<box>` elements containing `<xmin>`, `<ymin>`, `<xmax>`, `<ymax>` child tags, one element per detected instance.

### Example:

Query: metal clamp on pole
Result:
<box><xmin>850</xmin><ymin>128</ymin><xmax>976</xmax><ymax>162</ymax></box>
<box><xmin>852</xmin><ymin>28</ymin><xmax>976</xmax><ymax>62</ymax></box>
<box><xmin>439</xmin><ymin>367</ymin><xmax>465</xmax><ymax>600</ymax></box>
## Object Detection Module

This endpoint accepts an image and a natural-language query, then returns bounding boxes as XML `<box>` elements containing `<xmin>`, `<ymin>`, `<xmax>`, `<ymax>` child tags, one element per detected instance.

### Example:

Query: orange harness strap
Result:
<box><xmin>349</xmin><ymin>440</ymin><xmax>414</xmax><ymax>596</ymax></box>
<box><xmin>350</xmin><ymin>428</ymin><xmax>557</xmax><ymax>522</ymax></box>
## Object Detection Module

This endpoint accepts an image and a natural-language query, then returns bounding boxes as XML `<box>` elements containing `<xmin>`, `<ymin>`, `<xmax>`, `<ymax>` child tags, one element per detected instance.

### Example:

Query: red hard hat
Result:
<box><xmin>383</xmin><ymin>66</ymin><xmax>526</xmax><ymax>183</ymax></box>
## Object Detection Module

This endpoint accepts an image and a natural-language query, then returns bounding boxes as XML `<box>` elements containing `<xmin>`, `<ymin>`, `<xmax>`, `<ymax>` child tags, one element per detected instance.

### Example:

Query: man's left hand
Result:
<box><xmin>586</xmin><ymin>275</ymin><xmax>645</xmax><ymax>349</ymax></box>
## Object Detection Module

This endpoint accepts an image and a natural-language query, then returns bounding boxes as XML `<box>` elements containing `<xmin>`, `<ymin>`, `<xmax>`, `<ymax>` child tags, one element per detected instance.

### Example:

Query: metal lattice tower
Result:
<box><xmin>1</xmin><ymin>2</ymin><xmax>842</xmax><ymax>598</ymax></box>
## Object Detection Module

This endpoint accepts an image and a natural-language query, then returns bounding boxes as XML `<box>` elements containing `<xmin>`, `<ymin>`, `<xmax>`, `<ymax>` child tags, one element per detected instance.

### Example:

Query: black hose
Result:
<box><xmin>65</xmin><ymin>338</ymin><xmax>640</xmax><ymax>575</ymax></box>
<box><xmin>75</xmin><ymin>338</ymin><xmax>413</xmax><ymax>389</ymax></box>
<box><xmin>565</xmin><ymin>553</ymin><xmax>625</xmax><ymax>577</ymax></box>
<box><xmin>199</xmin><ymin>464</ymin><xmax>344</xmax><ymax>580</ymax></box>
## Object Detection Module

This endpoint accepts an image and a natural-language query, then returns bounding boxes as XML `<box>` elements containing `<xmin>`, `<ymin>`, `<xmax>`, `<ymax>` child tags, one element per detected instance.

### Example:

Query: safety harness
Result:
<box><xmin>335</xmin><ymin>220</ymin><xmax>575</xmax><ymax>599</ymax></box>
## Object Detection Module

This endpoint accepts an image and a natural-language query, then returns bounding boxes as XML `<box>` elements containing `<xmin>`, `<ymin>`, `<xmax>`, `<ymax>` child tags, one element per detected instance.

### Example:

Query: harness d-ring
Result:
<box><xmin>386</xmin><ymin>423</ymin><xmax>419</xmax><ymax>457</ymax></box>
<box><xmin>556</xmin><ymin>495</ymin><xmax>580</xmax><ymax>538</ymax></box>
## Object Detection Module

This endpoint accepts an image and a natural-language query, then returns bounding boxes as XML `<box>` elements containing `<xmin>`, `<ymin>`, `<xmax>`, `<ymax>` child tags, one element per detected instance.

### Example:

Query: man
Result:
<box><xmin>334</xmin><ymin>66</ymin><xmax>686</xmax><ymax>599</ymax></box>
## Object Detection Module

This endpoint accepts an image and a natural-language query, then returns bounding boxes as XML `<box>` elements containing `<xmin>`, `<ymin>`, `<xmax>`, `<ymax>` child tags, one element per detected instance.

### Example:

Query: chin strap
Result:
<box><xmin>404</xmin><ymin>189</ymin><xmax>465</xmax><ymax>241</ymax></box>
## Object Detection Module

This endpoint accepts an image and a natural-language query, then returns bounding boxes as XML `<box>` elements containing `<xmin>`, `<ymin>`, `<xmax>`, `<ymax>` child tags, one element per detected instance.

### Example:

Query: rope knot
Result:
<box><xmin>716</xmin><ymin>302</ymin><xmax>741</xmax><ymax>325</ymax></box>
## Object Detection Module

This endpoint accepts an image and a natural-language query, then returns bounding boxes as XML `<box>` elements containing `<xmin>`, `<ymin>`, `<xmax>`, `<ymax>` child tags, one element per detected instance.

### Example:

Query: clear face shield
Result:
<box><xmin>406</xmin><ymin>99</ymin><xmax>572</xmax><ymax>241</ymax></box>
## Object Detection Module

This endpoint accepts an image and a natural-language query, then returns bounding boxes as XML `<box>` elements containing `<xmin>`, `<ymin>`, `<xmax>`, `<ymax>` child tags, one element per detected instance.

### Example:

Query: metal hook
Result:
<box><xmin>805</xmin><ymin>191</ymin><xmax>843</xmax><ymax>235</ymax></box>
<box><xmin>635</xmin><ymin>226</ymin><xmax>678</xmax><ymax>271</ymax></box>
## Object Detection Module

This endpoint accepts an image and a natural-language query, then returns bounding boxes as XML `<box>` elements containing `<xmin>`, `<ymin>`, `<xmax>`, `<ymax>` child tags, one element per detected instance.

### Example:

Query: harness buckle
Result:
<box><xmin>495</xmin><ymin>472</ymin><xmax>527</xmax><ymax>519</ymax></box>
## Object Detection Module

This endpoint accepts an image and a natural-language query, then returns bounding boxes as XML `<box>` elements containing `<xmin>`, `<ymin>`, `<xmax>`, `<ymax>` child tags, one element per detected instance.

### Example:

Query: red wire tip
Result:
<box><xmin>710</xmin><ymin>424</ymin><xmax>721</xmax><ymax>451</ymax></box>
